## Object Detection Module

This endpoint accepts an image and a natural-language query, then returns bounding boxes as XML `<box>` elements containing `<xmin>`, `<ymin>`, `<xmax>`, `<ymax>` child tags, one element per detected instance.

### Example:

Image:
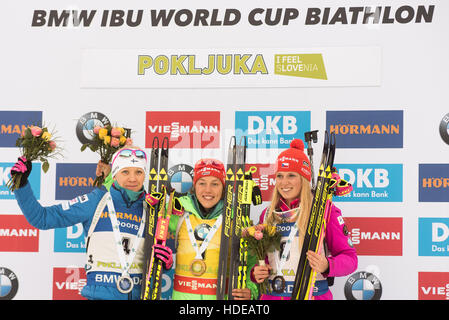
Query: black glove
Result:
<box><xmin>10</xmin><ymin>156</ymin><xmax>32</xmax><ymax>188</ymax></box>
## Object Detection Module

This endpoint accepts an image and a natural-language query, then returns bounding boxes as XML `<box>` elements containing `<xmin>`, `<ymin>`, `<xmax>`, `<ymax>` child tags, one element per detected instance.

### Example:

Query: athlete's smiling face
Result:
<box><xmin>194</xmin><ymin>176</ymin><xmax>224</xmax><ymax>210</ymax></box>
<box><xmin>114</xmin><ymin>167</ymin><xmax>145</xmax><ymax>192</ymax></box>
<box><xmin>275</xmin><ymin>171</ymin><xmax>302</xmax><ymax>205</ymax></box>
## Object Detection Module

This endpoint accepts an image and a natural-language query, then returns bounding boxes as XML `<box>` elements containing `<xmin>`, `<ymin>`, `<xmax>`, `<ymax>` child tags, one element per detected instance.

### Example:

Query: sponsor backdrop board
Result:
<box><xmin>0</xmin><ymin>1</ymin><xmax>448</xmax><ymax>301</ymax></box>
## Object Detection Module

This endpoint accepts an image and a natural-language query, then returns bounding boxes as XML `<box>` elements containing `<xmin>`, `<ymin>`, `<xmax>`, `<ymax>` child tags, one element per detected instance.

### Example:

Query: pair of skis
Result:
<box><xmin>291</xmin><ymin>130</ymin><xmax>336</xmax><ymax>300</ymax></box>
<box><xmin>216</xmin><ymin>136</ymin><xmax>262</xmax><ymax>300</ymax></box>
<box><xmin>141</xmin><ymin>137</ymin><xmax>180</xmax><ymax>300</ymax></box>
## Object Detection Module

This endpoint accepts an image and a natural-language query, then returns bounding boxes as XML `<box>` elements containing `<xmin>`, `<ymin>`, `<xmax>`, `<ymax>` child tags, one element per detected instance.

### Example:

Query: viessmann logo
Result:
<box><xmin>345</xmin><ymin>217</ymin><xmax>402</xmax><ymax>256</ymax></box>
<box><xmin>245</xmin><ymin>163</ymin><xmax>276</xmax><ymax>200</ymax></box>
<box><xmin>145</xmin><ymin>111</ymin><xmax>220</xmax><ymax>149</ymax></box>
<box><xmin>52</xmin><ymin>267</ymin><xmax>87</xmax><ymax>300</ymax></box>
<box><xmin>418</xmin><ymin>272</ymin><xmax>449</xmax><ymax>300</ymax></box>
<box><xmin>0</xmin><ymin>215</ymin><xmax>39</xmax><ymax>252</ymax></box>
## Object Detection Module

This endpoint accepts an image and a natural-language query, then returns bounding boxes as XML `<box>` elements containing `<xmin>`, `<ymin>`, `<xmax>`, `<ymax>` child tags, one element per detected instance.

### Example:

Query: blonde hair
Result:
<box><xmin>265</xmin><ymin>176</ymin><xmax>313</xmax><ymax>252</ymax></box>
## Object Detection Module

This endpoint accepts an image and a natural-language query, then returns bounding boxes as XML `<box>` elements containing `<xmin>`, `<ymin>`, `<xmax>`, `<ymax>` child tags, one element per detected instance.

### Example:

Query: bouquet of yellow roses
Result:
<box><xmin>7</xmin><ymin>125</ymin><xmax>61</xmax><ymax>191</ymax></box>
<box><xmin>80</xmin><ymin>125</ymin><xmax>132</xmax><ymax>187</ymax></box>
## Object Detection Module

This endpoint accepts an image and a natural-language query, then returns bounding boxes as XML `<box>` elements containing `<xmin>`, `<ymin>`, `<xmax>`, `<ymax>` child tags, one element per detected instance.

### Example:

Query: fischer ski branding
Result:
<box><xmin>216</xmin><ymin>136</ymin><xmax>236</xmax><ymax>300</ymax></box>
<box><xmin>141</xmin><ymin>136</ymin><xmax>180</xmax><ymax>300</ymax></box>
<box><xmin>216</xmin><ymin>136</ymin><xmax>262</xmax><ymax>300</ymax></box>
<box><xmin>291</xmin><ymin>130</ymin><xmax>352</xmax><ymax>300</ymax></box>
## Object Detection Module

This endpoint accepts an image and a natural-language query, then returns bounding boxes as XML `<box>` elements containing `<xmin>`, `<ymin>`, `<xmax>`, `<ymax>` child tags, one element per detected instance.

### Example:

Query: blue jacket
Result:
<box><xmin>14</xmin><ymin>182</ymin><xmax>145</xmax><ymax>300</ymax></box>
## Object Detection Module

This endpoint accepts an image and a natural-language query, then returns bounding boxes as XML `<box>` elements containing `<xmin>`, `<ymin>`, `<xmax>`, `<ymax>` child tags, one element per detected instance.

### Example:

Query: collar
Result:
<box><xmin>112</xmin><ymin>182</ymin><xmax>145</xmax><ymax>208</ymax></box>
<box><xmin>278</xmin><ymin>197</ymin><xmax>300</xmax><ymax>211</ymax></box>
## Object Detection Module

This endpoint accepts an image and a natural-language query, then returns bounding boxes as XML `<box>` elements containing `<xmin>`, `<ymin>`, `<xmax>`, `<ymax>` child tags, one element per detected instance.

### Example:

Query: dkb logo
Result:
<box><xmin>419</xmin><ymin>218</ymin><xmax>449</xmax><ymax>256</ymax></box>
<box><xmin>235</xmin><ymin>111</ymin><xmax>310</xmax><ymax>149</ymax></box>
<box><xmin>334</xmin><ymin>164</ymin><xmax>402</xmax><ymax>202</ymax></box>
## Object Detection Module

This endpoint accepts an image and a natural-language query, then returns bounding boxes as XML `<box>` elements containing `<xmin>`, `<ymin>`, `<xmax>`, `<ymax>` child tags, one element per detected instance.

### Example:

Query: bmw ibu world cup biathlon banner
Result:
<box><xmin>1</xmin><ymin>0</ymin><xmax>449</xmax><ymax>302</ymax></box>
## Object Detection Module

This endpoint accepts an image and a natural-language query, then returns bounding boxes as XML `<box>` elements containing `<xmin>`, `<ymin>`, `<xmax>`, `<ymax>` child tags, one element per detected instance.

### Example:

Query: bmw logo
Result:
<box><xmin>439</xmin><ymin>113</ymin><xmax>449</xmax><ymax>146</ymax></box>
<box><xmin>194</xmin><ymin>223</ymin><xmax>212</xmax><ymax>241</ymax></box>
<box><xmin>76</xmin><ymin>112</ymin><xmax>111</xmax><ymax>144</ymax></box>
<box><xmin>344</xmin><ymin>271</ymin><xmax>382</xmax><ymax>300</ymax></box>
<box><xmin>0</xmin><ymin>267</ymin><xmax>19</xmax><ymax>300</ymax></box>
<box><xmin>168</xmin><ymin>164</ymin><xmax>194</xmax><ymax>197</ymax></box>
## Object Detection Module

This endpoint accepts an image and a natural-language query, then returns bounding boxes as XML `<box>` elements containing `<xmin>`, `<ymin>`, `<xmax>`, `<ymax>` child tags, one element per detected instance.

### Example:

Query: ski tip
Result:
<box><xmin>238</xmin><ymin>135</ymin><xmax>247</xmax><ymax>147</ymax></box>
<box><xmin>162</xmin><ymin>136</ymin><xmax>170</xmax><ymax>149</ymax></box>
<box><xmin>151</xmin><ymin>136</ymin><xmax>160</xmax><ymax>149</ymax></box>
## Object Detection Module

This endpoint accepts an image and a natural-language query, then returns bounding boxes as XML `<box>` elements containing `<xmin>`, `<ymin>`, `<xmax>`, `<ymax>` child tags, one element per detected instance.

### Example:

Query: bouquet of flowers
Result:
<box><xmin>7</xmin><ymin>125</ymin><xmax>60</xmax><ymax>191</ymax></box>
<box><xmin>242</xmin><ymin>222</ymin><xmax>281</xmax><ymax>294</ymax></box>
<box><xmin>80</xmin><ymin>125</ymin><xmax>132</xmax><ymax>187</ymax></box>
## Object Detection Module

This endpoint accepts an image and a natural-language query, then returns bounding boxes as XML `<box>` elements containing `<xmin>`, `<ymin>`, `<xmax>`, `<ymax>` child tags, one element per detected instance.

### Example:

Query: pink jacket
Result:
<box><xmin>252</xmin><ymin>198</ymin><xmax>357</xmax><ymax>300</ymax></box>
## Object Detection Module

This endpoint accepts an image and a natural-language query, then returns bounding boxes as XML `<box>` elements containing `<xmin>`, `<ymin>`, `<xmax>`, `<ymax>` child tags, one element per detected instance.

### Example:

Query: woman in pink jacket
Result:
<box><xmin>252</xmin><ymin>139</ymin><xmax>357</xmax><ymax>300</ymax></box>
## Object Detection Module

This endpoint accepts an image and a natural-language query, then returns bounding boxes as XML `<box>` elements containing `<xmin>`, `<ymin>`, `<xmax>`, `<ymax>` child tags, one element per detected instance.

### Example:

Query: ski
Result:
<box><xmin>141</xmin><ymin>136</ymin><xmax>170</xmax><ymax>300</ymax></box>
<box><xmin>217</xmin><ymin>136</ymin><xmax>262</xmax><ymax>299</ymax></box>
<box><xmin>302</xmin><ymin>132</ymin><xmax>336</xmax><ymax>300</ymax></box>
<box><xmin>304</xmin><ymin>130</ymin><xmax>319</xmax><ymax>191</ymax></box>
<box><xmin>291</xmin><ymin>131</ymin><xmax>336</xmax><ymax>300</ymax></box>
<box><xmin>235</xmin><ymin>165</ymin><xmax>262</xmax><ymax>291</ymax></box>
<box><xmin>227</xmin><ymin>136</ymin><xmax>247</xmax><ymax>299</ymax></box>
<box><xmin>148</xmin><ymin>186</ymin><xmax>175</xmax><ymax>300</ymax></box>
<box><xmin>216</xmin><ymin>136</ymin><xmax>236</xmax><ymax>300</ymax></box>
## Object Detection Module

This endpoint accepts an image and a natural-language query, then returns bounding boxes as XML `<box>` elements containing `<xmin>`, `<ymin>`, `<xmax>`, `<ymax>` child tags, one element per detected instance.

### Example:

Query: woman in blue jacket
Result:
<box><xmin>11</xmin><ymin>147</ymin><xmax>172</xmax><ymax>300</ymax></box>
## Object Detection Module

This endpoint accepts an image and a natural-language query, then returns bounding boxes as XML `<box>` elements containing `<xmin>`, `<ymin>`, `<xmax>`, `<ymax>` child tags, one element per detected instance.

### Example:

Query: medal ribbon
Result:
<box><xmin>184</xmin><ymin>214</ymin><xmax>222</xmax><ymax>260</ymax></box>
<box><xmin>105</xmin><ymin>193</ymin><xmax>146</xmax><ymax>277</ymax></box>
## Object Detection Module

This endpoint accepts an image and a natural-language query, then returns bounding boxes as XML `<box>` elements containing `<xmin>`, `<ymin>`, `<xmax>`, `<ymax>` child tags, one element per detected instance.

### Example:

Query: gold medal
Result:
<box><xmin>190</xmin><ymin>259</ymin><xmax>207</xmax><ymax>276</ymax></box>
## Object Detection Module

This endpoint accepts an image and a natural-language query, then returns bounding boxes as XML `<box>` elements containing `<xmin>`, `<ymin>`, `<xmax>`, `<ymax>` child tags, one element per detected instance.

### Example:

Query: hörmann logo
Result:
<box><xmin>0</xmin><ymin>111</ymin><xmax>42</xmax><ymax>147</ymax></box>
<box><xmin>419</xmin><ymin>164</ymin><xmax>449</xmax><ymax>202</ymax></box>
<box><xmin>55</xmin><ymin>163</ymin><xmax>96</xmax><ymax>200</ymax></box>
<box><xmin>326</xmin><ymin>110</ymin><xmax>403</xmax><ymax>148</ymax></box>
